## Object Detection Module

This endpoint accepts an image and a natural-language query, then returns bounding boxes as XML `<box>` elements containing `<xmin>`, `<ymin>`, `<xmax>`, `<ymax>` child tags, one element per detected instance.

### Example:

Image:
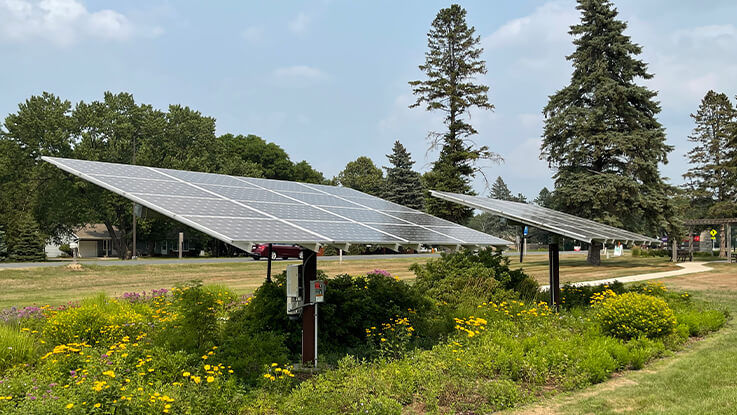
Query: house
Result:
<box><xmin>45</xmin><ymin>224</ymin><xmax>117</xmax><ymax>258</ymax></box>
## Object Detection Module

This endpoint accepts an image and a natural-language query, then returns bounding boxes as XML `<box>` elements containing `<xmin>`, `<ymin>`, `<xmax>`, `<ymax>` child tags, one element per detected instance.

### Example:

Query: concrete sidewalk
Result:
<box><xmin>540</xmin><ymin>261</ymin><xmax>715</xmax><ymax>290</ymax></box>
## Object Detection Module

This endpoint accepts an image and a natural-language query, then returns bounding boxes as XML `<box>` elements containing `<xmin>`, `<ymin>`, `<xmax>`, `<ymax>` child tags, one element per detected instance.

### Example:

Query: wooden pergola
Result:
<box><xmin>683</xmin><ymin>218</ymin><xmax>736</xmax><ymax>263</ymax></box>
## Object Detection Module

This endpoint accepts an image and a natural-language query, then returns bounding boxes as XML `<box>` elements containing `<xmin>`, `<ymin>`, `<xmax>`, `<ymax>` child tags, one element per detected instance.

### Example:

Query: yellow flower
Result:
<box><xmin>94</xmin><ymin>403</ymin><xmax>101</xmax><ymax>408</ymax></box>
<box><xmin>102</xmin><ymin>370</ymin><xmax>115</xmax><ymax>378</ymax></box>
<box><xmin>271</xmin><ymin>363</ymin><xmax>278</xmax><ymax>367</ymax></box>
<box><xmin>206</xmin><ymin>376</ymin><xmax>215</xmax><ymax>383</ymax></box>
<box><xmin>182</xmin><ymin>371</ymin><xmax>190</xmax><ymax>377</ymax></box>
<box><xmin>66</xmin><ymin>403</ymin><xmax>74</xmax><ymax>409</ymax></box>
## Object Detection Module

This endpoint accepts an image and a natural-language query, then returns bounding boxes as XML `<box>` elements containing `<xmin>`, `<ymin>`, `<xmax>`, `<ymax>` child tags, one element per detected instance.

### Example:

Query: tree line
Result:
<box><xmin>1</xmin><ymin>0</ymin><xmax>736</xmax><ymax>263</ymax></box>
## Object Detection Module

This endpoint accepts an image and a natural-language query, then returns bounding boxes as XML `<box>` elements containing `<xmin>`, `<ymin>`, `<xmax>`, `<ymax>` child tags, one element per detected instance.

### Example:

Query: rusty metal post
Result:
<box><xmin>301</xmin><ymin>249</ymin><xmax>317</xmax><ymax>366</ymax></box>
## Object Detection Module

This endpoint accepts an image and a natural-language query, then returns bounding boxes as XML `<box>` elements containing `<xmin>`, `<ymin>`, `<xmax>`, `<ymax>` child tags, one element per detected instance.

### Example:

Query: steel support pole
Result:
<box><xmin>178</xmin><ymin>232</ymin><xmax>183</xmax><ymax>260</ymax></box>
<box><xmin>688</xmin><ymin>228</ymin><xmax>693</xmax><ymax>261</ymax></box>
<box><xmin>672</xmin><ymin>238</ymin><xmax>677</xmax><ymax>262</ymax></box>
<box><xmin>266</xmin><ymin>243</ymin><xmax>273</xmax><ymax>283</ymax></box>
<box><xmin>728</xmin><ymin>224</ymin><xmax>733</xmax><ymax>264</ymax></box>
<box><xmin>301</xmin><ymin>249</ymin><xmax>317</xmax><ymax>366</ymax></box>
<box><xmin>548</xmin><ymin>242</ymin><xmax>560</xmax><ymax>308</ymax></box>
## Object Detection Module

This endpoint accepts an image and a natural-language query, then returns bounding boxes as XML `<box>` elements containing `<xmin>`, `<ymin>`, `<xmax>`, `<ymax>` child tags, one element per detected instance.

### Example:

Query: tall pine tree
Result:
<box><xmin>541</xmin><ymin>0</ymin><xmax>674</xmax><ymax>265</ymax></box>
<box><xmin>410</xmin><ymin>4</ymin><xmax>498</xmax><ymax>223</ymax></box>
<box><xmin>683</xmin><ymin>90</ymin><xmax>737</xmax><ymax>215</ymax></box>
<box><xmin>683</xmin><ymin>90</ymin><xmax>737</xmax><ymax>257</ymax></box>
<box><xmin>383</xmin><ymin>141</ymin><xmax>424</xmax><ymax>210</ymax></box>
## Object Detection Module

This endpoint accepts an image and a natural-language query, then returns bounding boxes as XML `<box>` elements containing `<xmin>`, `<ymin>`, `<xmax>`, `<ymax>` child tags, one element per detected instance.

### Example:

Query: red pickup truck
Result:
<box><xmin>251</xmin><ymin>244</ymin><xmax>303</xmax><ymax>260</ymax></box>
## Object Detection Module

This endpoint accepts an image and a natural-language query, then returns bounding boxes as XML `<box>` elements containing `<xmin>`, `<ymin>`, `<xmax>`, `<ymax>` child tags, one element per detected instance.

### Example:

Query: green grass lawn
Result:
<box><xmin>0</xmin><ymin>255</ymin><xmax>679</xmax><ymax>309</ymax></box>
<box><xmin>512</xmin><ymin>262</ymin><xmax>737</xmax><ymax>415</ymax></box>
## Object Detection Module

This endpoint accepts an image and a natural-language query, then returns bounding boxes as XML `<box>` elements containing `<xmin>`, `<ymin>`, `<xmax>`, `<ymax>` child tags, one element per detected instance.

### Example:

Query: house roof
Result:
<box><xmin>75</xmin><ymin>224</ymin><xmax>117</xmax><ymax>241</ymax></box>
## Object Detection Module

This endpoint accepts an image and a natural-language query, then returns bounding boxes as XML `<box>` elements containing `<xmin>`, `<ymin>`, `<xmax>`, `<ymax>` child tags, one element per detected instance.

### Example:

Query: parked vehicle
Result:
<box><xmin>251</xmin><ymin>244</ymin><xmax>303</xmax><ymax>260</ymax></box>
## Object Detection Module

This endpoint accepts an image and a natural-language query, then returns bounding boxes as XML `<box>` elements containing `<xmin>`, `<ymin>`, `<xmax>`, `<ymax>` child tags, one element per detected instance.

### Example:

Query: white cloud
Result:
<box><xmin>288</xmin><ymin>12</ymin><xmax>310</xmax><ymax>34</ymax></box>
<box><xmin>485</xmin><ymin>1</ymin><xmax>577</xmax><ymax>50</ymax></box>
<box><xmin>0</xmin><ymin>0</ymin><xmax>159</xmax><ymax>46</ymax></box>
<box><xmin>272</xmin><ymin>65</ymin><xmax>327</xmax><ymax>86</ymax></box>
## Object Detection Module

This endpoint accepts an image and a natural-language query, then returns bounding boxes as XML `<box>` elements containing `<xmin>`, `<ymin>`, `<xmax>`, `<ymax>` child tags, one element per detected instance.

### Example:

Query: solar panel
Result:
<box><xmin>430</xmin><ymin>190</ymin><xmax>660</xmax><ymax>245</ymax></box>
<box><xmin>42</xmin><ymin>157</ymin><xmax>512</xmax><ymax>249</ymax></box>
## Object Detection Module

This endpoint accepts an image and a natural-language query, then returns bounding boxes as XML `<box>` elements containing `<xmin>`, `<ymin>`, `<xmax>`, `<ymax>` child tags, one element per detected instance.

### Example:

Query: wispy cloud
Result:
<box><xmin>0</xmin><ymin>0</ymin><xmax>162</xmax><ymax>46</ymax></box>
<box><xmin>241</xmin><ymin>25</ymin><xmax>263</xmax><ymax>44</ymax></box>
<box><xmin>288</xmin><ymin>12</ymin><xmax>310</xmax><ymax>34</ymax></box>
<box><xmin>272</xmin><ymin>65</ymin><xmax>327</xmax><ymax>86</ymax></box>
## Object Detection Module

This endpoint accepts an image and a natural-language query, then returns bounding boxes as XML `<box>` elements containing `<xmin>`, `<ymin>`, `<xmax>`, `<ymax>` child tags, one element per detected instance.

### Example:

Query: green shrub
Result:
<box><xmin>220</xmin><ymin>317</ymin><xmax>290</xmax><ymax>385</ymax></box>
<box><xmin>410</xmin><ymin>248</ymin><xmax>538</xmax><ymax>305</ymax></box>
<box><xmin>43</xmin><ymin>295</ymin><xmax>149</xmax><ymax>345</ymax></box>
<box><xmin>631</xmin><ymin>246</ymin><xmax>641</xmax><ymax>257</ymax></box>
<box><xmin>164</xmin><ymin>282</ymin><xmax>220</xmax><ymax>353</ymax></box>
<box><xmin>595</xmin><ymin>292</ymin><xmax>677</xmax><ymax>340</ymax></box>
<box><xmin>559</xmin><ymin>281</ymin><xmax>627</xmax><ymax>309</ymax></box>
<box><xmin>0</xmin><ymin>325</ymin><xmax>39</xmax><ymax>371</ymax></box>
<box><xmin>676</xmin><ymin>309</ymin><xmax>727</xmax><ymax>336</ymax></box>
<box><xmin>239</xmin><ymin>271</ymin><xmax>442</xmax><ymax>358</ymax></box>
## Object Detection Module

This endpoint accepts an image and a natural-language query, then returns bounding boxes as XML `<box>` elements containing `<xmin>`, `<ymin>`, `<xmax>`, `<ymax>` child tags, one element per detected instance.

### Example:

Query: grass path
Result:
<box><xmin>512</xmin><ymin>262</ymin><xmax>737</xmax><ymax>415</ymax></box>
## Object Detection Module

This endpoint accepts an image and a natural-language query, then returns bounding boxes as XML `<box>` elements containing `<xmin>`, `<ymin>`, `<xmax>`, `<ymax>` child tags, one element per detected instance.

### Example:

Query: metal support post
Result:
<box><xmin>548</xmin><ymin>241</ymin><xmax>560</xmax><ymax>309</ymax></box>
<box><xmin>178</xmin><ymin>232</ymin><xmax>183</xmax><ymax>259</ymax></box>
<box><xmin>301</xmin><ymin>249</ymin><xmax>317</xmax><ymax>366</ymax></box>
<box><xmin>688</xmin><ymin>228</ymin><xmax>693</xmax><ymax>261</ymax></box>
<box><xmin>314</xmin><ymin>302</ymin><xmax>318</xmax><ymax>367</ymax></box>
<box><xmin>266</xmin><ymin>243</ymin><xmax>273</xmax><ymax>283</ymax></box>
<box><xmin>132</xmin><ymin>210</ymin><xmax>137</xmax><ymax>259</ymax></box>
<box><xmin>339</xmin><ymin>248</ymin><xmax>342</xmax><ymax>264</ymax></box>
<box><xmin>728</xmin><ymin>224</ymin><xmax>733</xmax><ymax>264</ymax></box>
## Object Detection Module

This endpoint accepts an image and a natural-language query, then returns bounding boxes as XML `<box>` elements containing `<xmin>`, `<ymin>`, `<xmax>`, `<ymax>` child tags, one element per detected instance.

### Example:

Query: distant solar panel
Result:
<box><xmin>43</xmin><ymin>157</ymin><xmax>512</xmax><ymax>250</ymax></box>
<box><xmin>430</xmin><ymin>190</ymin><xmax>660</xmax><ymax>245</ymax></box>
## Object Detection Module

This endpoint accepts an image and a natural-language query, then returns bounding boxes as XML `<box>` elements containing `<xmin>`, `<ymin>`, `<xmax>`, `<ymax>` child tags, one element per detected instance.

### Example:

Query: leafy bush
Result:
<box><xmin>631</xmin><ymin>246</ymin><xmax>641</xmax><ymax>257</ymax></box>
<box><xmin>559</xmin><ymin>281</ymin><xmax>627</xmax><ymax>309</ymax></box>
<box><xmin>58</xmin><ymin>244</ymin><xmax>73</xmax><ymax>257</ymax></box>
<box><xmin>239</xmin><ymin>271</ymin><xmax>442</xmax><ymax>358</ymax></box>
<box><xmin>595</xmin><ymin>292</ymin><xmax>677</xmax><ymax>340</ymax></box>
<box><xmin>164</xmin><ymin>282</ymin><xmax>220</xmax><ymax>354</ymax></box>
<box><xmin>43</xmin><ymin>295</ymin><xmax>149</xmax><ymax>345</ymax></box>
<box><xmin>220</xmin><ymin>314</ymin><xmax>290</xmax><ymax>385</ymax></box>
<box><xmin>410</xmin><ymin>249</ymin><xmax>538</xmax><ymax>305</ymax></box>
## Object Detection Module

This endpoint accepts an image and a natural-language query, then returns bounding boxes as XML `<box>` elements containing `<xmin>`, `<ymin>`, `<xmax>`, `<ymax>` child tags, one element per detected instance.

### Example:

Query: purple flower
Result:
<box><xmin>369</xmin><ymin>269</ymin><xmax>392</xmax><ymax>278</ymax></box>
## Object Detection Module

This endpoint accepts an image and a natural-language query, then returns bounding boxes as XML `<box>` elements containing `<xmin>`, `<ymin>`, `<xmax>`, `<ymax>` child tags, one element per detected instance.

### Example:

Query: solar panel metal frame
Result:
<box><xmin>430</xmin><ymin>190</ymin><xmax>660</xmax><ymax>245</ymax></box>
<box><xmin>42</xmin><ymin>157</ymin><xmax>512</xmax><ymax>250</ymax></box>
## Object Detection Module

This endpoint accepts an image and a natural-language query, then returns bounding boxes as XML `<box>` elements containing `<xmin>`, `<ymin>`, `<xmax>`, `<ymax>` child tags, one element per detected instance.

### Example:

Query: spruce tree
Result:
<box><xmin>534</xmin><ymin>187</ymin><xmax>554</xmax><ymax>208</ymax></box>
<box><xmin>541</xmin><ymin>0</ymin><xmax>674</xmax><ymax>265</ymax></box>
<box><xmin>410</xmin><ymin>4</ymin><xmax>498</xmax><ymax>223</ymax></box>
<box><xmin>6</xmin><ymin>213</ymin><xmax>46</xmax><ymax>262</ymax></box>
<box><xmin>384</xmin><ymin>141</ymin><xmax>424</xmax><ymax>210</ymax></box>
<box><xmin>490</xmin><ymin>176</ymin><xmax>513</xmax><ymax>201</ymax></box>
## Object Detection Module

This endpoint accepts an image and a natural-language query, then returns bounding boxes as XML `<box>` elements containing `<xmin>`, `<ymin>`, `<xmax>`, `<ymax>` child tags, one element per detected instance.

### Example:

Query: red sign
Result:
<box><xmin>693</xmin><ymin>235</ymin><xmax>700</xmax><ymax>242</ymax></box>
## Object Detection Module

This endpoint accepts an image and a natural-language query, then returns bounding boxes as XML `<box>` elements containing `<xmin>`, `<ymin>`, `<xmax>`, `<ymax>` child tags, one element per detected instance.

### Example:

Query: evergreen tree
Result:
<box><xmin>541</xmin><ymin>0</ymin><xmax>674</xmax><ymax>265</ymax></box>
<box><xmin>338</xmin><ymin>157</ymin><xmax>385</xmax><ymax>197</ymax></box>
<box><xmin>534</xmin><ymin>187</ymin><xmax>554</xmax><ymax>208</ymax></box>
<box><xmin>6</xmin><ymin>213</ymin><xmax>46</xmax><ymax>262</ymax></box>
<box><xmin>384</xmin><ymin>141</ymin><xmax>424</xmax><ymax>210</ymax></box>
<box><xmin>410</xmin><ymin>4</ymin><xmax>499</xmax><ymax>223</ymax></box>
<box><xmin>0</xmin><ymin>228</ymin><xmax>7</xmax><ymax>261</ymax></box>
<box><xmin>490</xmin><ymin>176</ymin><xmax>513</xmax><ymax>200</ymax></box>
<box><xmin>683</xmin><ymin>90</ymin><xmax>737</xmax><ymax>257</ymax></box>
<box><xmin>683</xmin><ymin>90</ymin><xmax>737</xmax><ymax>214</ymax></box>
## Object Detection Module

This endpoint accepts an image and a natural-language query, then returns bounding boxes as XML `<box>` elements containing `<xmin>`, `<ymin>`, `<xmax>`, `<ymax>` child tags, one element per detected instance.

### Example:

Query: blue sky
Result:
<box><xmin>2</xmin><ymin>0</ymin><xmax>736</xmax><ymax>199</ymax></box>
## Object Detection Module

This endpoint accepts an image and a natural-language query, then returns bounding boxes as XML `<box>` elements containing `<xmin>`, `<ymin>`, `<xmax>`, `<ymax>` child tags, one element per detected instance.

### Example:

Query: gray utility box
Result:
<box><xmin>310</xmin><ymin>280</ymin><xmax>326</xmax><ymax>303</ymax></box>
<box><xmin>286</xmin><ymin>264</ymin><xmax>303</xmax><ymax>316</ymax></box>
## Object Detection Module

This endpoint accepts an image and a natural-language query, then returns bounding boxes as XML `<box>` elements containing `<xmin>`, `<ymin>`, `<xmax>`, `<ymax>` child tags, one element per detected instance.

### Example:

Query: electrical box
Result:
<box><xmin>286</xmin><ymin>264</ymin><xmax>303</xmax><ymax>316</ymax></box>
<box><xmin>310</xmin><ymin>280</ymin><xmax>326</xmax><ymax>303</ymax></box>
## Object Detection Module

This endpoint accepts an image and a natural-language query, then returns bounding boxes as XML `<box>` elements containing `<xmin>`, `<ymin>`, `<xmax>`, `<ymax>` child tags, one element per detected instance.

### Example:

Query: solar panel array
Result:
<box><xmin>430</xmin><ymin>190</ymin><xmax>661</xmax><ymax>245</ymax></box>
<box><xmin>43</xmin><ymin>157</ymin><xmax>512</xmax><ymax>249</ymax></box>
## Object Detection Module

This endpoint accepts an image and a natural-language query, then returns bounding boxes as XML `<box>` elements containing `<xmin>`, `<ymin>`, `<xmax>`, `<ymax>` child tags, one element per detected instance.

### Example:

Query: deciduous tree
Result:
<box><xmin>338</xmin><ymin>157</ymin><xmax>384</xmax><ymax>197</ymax></box>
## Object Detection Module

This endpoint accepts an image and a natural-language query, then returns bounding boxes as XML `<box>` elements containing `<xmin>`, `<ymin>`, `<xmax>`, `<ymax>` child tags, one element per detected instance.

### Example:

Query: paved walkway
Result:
<box><xmin>540</xmin><ymin>261</ymin><xmax>715</xmax><ymax>290</ymax></box>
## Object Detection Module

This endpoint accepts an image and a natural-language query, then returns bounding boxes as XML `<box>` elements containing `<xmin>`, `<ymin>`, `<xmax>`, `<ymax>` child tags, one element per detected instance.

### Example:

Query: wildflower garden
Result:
<box><xmin>0</xmin><ymin>250</ymin><xmax>728</xmax><ymax>414</ymax></box>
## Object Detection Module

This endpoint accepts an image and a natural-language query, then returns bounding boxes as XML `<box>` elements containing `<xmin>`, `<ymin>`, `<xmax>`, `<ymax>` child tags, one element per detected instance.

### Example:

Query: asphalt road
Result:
<box><xmin>0</xmin><ymin>250</ymin><xmax>586</xmax><ymax>270</ymax></box>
